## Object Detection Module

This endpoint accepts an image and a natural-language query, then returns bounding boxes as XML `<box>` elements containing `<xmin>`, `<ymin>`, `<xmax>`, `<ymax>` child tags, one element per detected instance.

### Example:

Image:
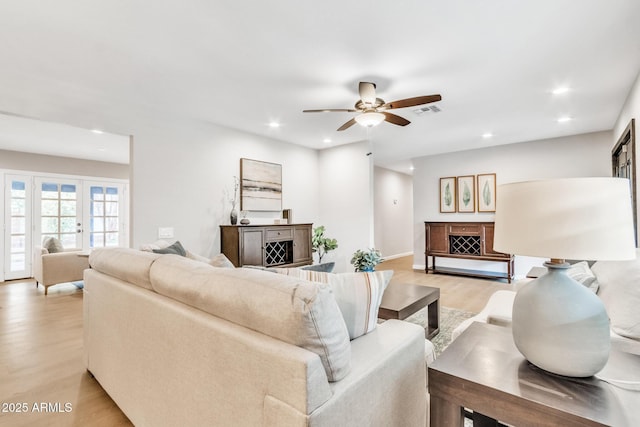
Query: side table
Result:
<box><xmin>428</xmin><ymin>322</ymin><xmax>640</xmax><ymax>426</ymax></box>
<box><xmin>378</xmin><ymin>283</ymin><xmax>440</xmax><ymax>339</ymax></box>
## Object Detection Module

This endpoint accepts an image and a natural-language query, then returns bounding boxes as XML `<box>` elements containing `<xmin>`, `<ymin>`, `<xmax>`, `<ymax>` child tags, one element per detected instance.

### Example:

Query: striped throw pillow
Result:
<box><xmin>274</xmin><ymin>268</ymin><xmax>393</xmax><ymax>340</ymax></box>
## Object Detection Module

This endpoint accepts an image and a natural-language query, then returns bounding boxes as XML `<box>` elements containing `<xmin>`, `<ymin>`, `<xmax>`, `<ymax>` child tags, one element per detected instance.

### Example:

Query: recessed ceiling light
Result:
<box><xmin>409</xmin><ymin>166</ymin><xmax>415</xmax><ymax>171</ymax></box>
<box><xmin>557</xmin><ymin>116</ymin><xmax>572</xmax><ymax>123</ymax></box>
<box><xmin>323</xmin><ymin>138</ymin><xmax>332</xmax><ymax>144</ymax></box>
<box><xmin>91</xmin><ymin>129</ymin><xmax>104</xmax><ymax>134</ymax></box>
<box><xmin>268</xmin><ymin>121</ymin><xmax>280</xmax><ymax>128</ymax></box>
<box><xmin>482</xmin><ymin>132</ymin><xmax>493</xmax><ymax>139</ymax></box>
<box><xmin>552</xmin><ymin>87</ymin><xmax>570</xmax><ymax>95</ymax></box>
<box><xmin>97</xmin><ymin>147</ymin><xmax>106</xmax><ymax>152</ymax></box>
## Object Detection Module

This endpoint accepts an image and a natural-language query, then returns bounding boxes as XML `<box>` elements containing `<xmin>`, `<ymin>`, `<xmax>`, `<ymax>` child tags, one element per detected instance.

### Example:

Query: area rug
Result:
<box><xmin>405</xmin><ymin>306</ymin><xmax>475</xmax><ymax>356</ymax></box>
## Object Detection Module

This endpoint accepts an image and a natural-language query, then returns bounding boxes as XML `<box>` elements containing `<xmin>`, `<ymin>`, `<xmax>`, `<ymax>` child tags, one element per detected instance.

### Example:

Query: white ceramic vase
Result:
<box><xmin>512</xmin><ymin>262</ymin><xmax>610</xmax><ymax>377</ymax></box>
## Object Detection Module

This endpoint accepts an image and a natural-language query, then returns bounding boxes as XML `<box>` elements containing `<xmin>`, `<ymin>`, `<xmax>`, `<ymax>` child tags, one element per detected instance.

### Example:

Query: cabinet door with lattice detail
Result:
<box><xmin>264</xmin><ymin>240</ymin><xmax>291</xmax><ymax>266</ymax></box>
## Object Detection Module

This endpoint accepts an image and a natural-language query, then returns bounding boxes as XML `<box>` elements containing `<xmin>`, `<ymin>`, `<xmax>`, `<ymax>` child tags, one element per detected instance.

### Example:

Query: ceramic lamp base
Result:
<box><xmin>512</xmin><ymin>262</ymin><xmax>610</xmax><ymax>377</ymax></box>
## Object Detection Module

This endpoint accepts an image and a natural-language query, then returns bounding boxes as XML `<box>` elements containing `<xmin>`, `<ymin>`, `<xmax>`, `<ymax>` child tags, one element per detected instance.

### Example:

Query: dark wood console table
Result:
<box><xmin>425</xmin><ymin>222</ymin><xmax>514</xmax><ymax>283</ymax></box>
<box><xmin>220</xmin><ymin>223</ymin><xmax>312</xmax><ymax>268</ymax></box>
<box><xmin>429</xmin><ymin>322</ymin><xmax>640</xmax><ymax>426</ymax></box>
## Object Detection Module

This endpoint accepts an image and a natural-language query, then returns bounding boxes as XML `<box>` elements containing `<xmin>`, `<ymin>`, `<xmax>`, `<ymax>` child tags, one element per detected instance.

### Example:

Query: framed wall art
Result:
<box><xmin>477</xmin><ymin>173</ymin><xmax>497</xmax><ymax>212</ymax></box>
<box><xmin>439</xmin><ymin>177</ymin><xmax>456</xmax><ymax>213</ymax></box>
<box><xmin>456</xmin><ymin>175</ymin><xmax>475</xmax><ymax>213</ymax></box>
<box><xmin>240</xmin><ymin>158</ymin><xmax>282</xmax><ymax>211</ymax></box>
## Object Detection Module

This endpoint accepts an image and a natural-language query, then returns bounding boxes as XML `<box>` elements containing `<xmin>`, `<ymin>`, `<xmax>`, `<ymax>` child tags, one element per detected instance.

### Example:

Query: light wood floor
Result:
<box><xmin>0</xmin><ymin>256</ymin><xmax>516</xmax><ymax>426</ymax></box>
<box><xmin>380</xmin><ymin>255</ymin><xmax>517</xmax><ymax>313</ymax></box>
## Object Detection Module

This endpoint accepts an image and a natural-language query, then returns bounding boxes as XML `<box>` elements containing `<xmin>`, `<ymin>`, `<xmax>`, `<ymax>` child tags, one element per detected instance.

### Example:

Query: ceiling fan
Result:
<box><xmin>303</xmin><ymin>82</ymin><xmax>442</xmax><ymax>131</ymax></box>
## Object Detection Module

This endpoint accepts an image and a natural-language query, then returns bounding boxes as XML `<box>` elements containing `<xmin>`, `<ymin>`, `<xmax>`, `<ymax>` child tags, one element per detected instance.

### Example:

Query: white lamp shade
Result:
<box><xmin>355</xmin><ymin>112</ymin><xmax>385</xmax><ymax>127</ymax></box>
<box><xmin>493</xmin><ymin>177</ymin><xmax>636</xmax><ymax>261</ymax></box>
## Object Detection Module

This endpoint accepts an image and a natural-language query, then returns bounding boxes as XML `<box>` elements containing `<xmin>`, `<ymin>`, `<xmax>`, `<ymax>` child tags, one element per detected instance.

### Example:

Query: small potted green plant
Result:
<box><xmin>350</xmin><ymin>248</ymin><xmax>383</xmax><ymax>272</ymax></box>
<box><xmin>310</xmin><ymin>226</ymin><xmax>338</xmax><ymax>272</ymax></box>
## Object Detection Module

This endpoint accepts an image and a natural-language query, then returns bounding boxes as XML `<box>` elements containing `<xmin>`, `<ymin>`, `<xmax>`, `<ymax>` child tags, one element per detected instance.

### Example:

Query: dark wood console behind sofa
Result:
<box><xmin>425</xmin><ymin>222</ymin><xmax>514</xmax><ymax>283</ymax></box>
<box><xmin>220</xmin><ymin>223</ymin><xmax>312</xmax><ymax>268</ymax></box>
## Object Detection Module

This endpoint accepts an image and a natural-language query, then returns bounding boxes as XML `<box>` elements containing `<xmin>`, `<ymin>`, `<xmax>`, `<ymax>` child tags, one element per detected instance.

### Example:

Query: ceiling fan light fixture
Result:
<box><xmin>355</xmin><ymin>112</ymin><xmax>385</xmax><ymax>128</ymax></box>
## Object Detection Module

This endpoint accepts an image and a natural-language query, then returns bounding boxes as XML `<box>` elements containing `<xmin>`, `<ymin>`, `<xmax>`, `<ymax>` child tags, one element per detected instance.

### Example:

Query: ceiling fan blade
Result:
<box><xmin>337</xmin><ymin>118</ymin><xmax>357</xmax><ymax>131</ymax></box>
<box><xmin>383</xmin><ymin>94</ymin><xmax>442</xmax><ymax>110</ymax></box>
<box><xmin>383</xmin><ymin>112</ymin><xmax>411</xmax><ymax>126</ymax></box>
<box><xmin>303</xmin><ymin>108</ymin><xmax>357</xmax><ymax>113</ymax></box>
<box><xmin>358</xmin><ymin>82</ymin><xmax>377</xmax><ymax>106</ymax></box>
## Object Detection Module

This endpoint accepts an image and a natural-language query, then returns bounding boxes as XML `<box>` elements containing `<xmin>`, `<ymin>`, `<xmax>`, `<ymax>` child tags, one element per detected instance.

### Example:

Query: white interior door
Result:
<box><xmin>4</xmin><ymin>175</ymin><xmax>32</xmax><ymax>280</ymax></box>
<box><xmin>34</xmin><ymin>178</ymin><xmax>83</xmax><ymax>249</ymax></box>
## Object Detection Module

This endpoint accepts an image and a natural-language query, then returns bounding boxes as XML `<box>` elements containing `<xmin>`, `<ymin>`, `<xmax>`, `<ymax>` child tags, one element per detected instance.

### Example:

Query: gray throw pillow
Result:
<box><xmin>42</xmin><ymin>236</ymin><xmax>64</xmax><ymax>253</ymax></box>
<box><xmin>152</xmin><ymin>240</ymin><xmax>187</xmax><ymax>257</ymax></box>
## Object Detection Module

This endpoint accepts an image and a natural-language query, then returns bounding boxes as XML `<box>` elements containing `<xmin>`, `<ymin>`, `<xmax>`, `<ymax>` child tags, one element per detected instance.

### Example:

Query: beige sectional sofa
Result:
<box><xmin>84</xmin><ymin>248</ymin><xmax>427</xmax><ymax>427</ymax></box>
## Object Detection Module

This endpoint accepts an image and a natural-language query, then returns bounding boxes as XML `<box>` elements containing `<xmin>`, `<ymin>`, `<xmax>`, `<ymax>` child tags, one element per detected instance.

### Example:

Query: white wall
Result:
<box><xmin>131</xmin><ymin>118</ymin><xmax>320</xmax><ymax>257</ymax></box>
<box><xmin>317</xmin><ymin>141</ymin><xmax>371</xmax><ymax>273</ymax></box>
<box><xmin>0</xmin><ymin>149</ymin><xmax>129</xmax><ymax>179</ymax></box>
<box><xmin>613</xmin><ymin>70</ymin><xmax>640</xmax><ymax>243</ymax></box>
<box><xmin>412</xmin><ymin>131</ymin><xmax>612</xmax><ymax>277</ymax></box>
<box><xmin>374</xmin><ymin>166</ymin><xmax>413</xmax><ymax>258</ymax></box>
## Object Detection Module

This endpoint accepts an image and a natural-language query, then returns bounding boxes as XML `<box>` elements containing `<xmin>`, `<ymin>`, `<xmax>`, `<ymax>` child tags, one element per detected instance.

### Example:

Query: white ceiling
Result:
<box><xmin>0</xmin><ymin>1</ymin><xmax>639</xmax><ymax>172</ymax></box>
<box><xmin>0</xmin><ymin>113</ymin><xmax>129</xmax><ymax>164</ymax></box>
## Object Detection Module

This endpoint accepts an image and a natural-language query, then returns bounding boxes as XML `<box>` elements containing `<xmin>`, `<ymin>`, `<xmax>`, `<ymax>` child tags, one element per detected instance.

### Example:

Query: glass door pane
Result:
<box><xmin>4</xmin><ymin>175</ymin><xmax>32</xmax><ymax>280</ymax></box>
<box><xmin>84</xmin><ymin>182</ymin><xmax>126</xmax><ymax>248</ymax></box>
<box><xmin>34</xmin><ymin>178</ymin><xmax>82</xmax><ymax>249</ymax></box>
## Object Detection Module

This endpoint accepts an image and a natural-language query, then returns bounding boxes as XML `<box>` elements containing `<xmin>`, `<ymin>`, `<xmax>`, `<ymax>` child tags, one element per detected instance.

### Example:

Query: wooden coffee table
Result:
<box><xmin>429</xmin><ymin>322</ymin><xmax>640</xmax><ymax>426</ymax></box>
<box><xmin>378</xmin><ymin>283</ymin><xmax>440</xmax><ymax>339</ymax></box>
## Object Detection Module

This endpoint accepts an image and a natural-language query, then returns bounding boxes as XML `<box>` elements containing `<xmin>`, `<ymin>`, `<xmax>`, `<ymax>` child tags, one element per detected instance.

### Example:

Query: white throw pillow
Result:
<box><xmin>591</xmin><ymin>255</ymin><xmax>640</xmax><ymax>340</ymax></box>
<box><xmin>209</xmin><ymin>253</ymin><xmax>235</xmax><ymax>268</ymax></box>
<box><xmin>567</xmin><ymin>261</ymin><xmax>599</xmax><ymax>293</ymax></box>
<box><xmin>139</xmin><ymin>239</ymin><xmax>172</xmax><ymax>252</ymax></box>
<box><xmin>273</xmin><ymin>268</ymin><xmax>393</xmax><ymax>340</ymax></box>
<box><xmin>185</xmin><ymin>251</ymin><xmax>235</xmax><ymax>268</ymax></box>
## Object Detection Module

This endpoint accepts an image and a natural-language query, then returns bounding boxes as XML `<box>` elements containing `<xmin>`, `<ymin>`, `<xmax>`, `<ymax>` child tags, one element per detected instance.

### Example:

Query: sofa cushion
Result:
<box><xmin>272</xmin><ymin>268</ymin><xmax>393</xmax><ymax>340</ymax></box>
<box><xmin>149</xmin><ymin>255</ymin><xmax>351</xmax><ymax>382</ymax></box>
<box><xmin>591</xmin><ymin>252</ymin><xmax>640</xmax><ymax>340</ymax></box>
<box><xmin>89</xmin><ymin>248</ymin><xmax>162</xmax><ymax>291</ymax></box>
<box><xmin>42</xmin><ymin>236</ymin><xmax>64</xmax><ymax>253</ymax></box>
<box><xmin>152</xmin><ymin>240</ymin><xmax>187</xmax><ymax>256</ymax></box>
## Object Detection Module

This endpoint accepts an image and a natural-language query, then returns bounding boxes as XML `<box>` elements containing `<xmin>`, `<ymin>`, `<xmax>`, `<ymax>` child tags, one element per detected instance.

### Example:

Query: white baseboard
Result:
<box><xmin>413</xmin><ymin>264</ymin><xmax>426</xmax><ymax>271</ymax></box>
<box><xmin>382</xmin><ymin>251</ymin><xmax>413</xmax><ymax>260</ymax></box>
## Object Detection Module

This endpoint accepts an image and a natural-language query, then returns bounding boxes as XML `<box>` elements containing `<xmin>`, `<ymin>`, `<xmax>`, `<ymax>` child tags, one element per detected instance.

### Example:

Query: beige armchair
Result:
<box><xmin>33</xmin><ymin>246</ymin><xmax>90</xmax><ymax>295</ymax></box>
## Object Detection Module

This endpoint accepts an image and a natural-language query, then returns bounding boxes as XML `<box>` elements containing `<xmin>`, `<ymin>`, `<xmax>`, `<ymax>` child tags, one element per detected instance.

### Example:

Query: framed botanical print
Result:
<box><xmin>439</xmin><ymin>177</ymin><xmax>456</xmax><ymax>213</ymax></box>
<box><xmin>456</xmin><ymin>175</ymin><xmax>475</xmax><ymax>213</ymax></box>
<box><xmin>477</xmin><ymin>173</ymin><xmax>497</xmax><ymax>212</ymax></box>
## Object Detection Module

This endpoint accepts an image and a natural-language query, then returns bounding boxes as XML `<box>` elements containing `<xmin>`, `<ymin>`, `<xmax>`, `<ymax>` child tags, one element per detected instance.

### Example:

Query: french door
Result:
<box><xmin>4</xmin><ymin>175</ymin><xmax>32</xmax><ymax>280</ymax></box>
<box><xmin>2</xmin><ymin>174</ymin><xmax>128</xmax><ymax>281</ymax></box>
<box><xmin>34</xmin><ymin>178</ymin><xmax>83</xmax><ymax>249</ymax></box>
<box><xmin>83</xmin><ymin>182</ymin><xmax>126</xmax><ymax>249</ymax></box>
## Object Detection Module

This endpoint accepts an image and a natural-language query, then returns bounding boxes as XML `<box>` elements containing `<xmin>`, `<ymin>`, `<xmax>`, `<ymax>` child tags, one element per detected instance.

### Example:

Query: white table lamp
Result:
<box><xmin>493</xmin><ymin>177</ymin><xmax>636</xmax><ymax>377</ymax></box>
